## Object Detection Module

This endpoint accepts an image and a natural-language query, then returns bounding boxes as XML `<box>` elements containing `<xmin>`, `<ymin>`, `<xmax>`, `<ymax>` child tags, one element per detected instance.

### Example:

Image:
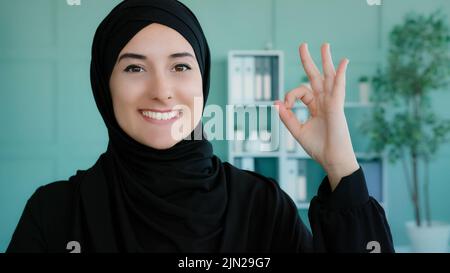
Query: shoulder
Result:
<box><xmin>24</xmin><ymin>181</ymin><xmax>75</xmax><ymax>225</ymax></box>
<box><xmin>31</xmin><ymin>180</ymin><xmax>75</xmax><ymax>204</ymax></box>
<box><xmin>27</xmin><ymin>170</ymin><xmax>87</xmax><ymax>215</ymax></box>
<box><xmin>24</xmin><ymin>170</ymin><xmax>88</xmax><ymax>225</ymax></box>
<box><xmin>9</xmin><ymin>175</ymin><xmax>83</xmax><ymax>253</ymax></box>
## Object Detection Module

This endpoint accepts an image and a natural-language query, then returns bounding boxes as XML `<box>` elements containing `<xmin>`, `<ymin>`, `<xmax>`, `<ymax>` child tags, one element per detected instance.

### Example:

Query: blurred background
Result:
<box><xmin>1</xmin><ymin>0</ymin><xmax>450</xmax><ymax>252</ymax></box>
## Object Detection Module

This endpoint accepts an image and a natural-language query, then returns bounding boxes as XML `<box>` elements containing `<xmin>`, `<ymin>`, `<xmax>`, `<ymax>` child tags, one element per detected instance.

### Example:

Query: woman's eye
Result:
<box><xmin>124</xmin><ymin>65</ymin><xmax>145</xmax><ymax>73</ymax></box>
<box><xmin>173</xmin><ymin>64</ymin><xmax>191</xmax><ymax>72</ymax></box>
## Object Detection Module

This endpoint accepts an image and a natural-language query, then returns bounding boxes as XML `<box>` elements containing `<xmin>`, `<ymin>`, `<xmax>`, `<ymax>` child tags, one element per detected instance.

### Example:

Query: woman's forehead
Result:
<box><xmin>121</xmin><ymin>23</ymin><xmax>195</xmax><ymax>55</ymax></box>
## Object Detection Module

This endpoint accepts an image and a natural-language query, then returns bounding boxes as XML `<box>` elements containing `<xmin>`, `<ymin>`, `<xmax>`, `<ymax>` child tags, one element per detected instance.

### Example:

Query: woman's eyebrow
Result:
<box><xmin>169</xmin><ymin>52</ymin><xmax>195</xmax><ymax>59</ymax></box>
<box><xmin>117</xmin><ymin>52</ymin><xmax>195</xmax><ymax>63</ymax></box>
<box><xmin>117</xmin><ymin>53</ymin><xmax>147</xmax><ymax>63</ymax></box>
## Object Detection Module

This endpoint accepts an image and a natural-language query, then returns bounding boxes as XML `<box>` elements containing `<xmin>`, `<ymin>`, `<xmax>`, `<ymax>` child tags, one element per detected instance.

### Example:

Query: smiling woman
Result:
<box><xmin>6</xmin><ymin>0</ymin><xmax>394</xmax><ymax>253</ymax></box>
<box><xmin>109</xmin><ymin>23</ymin><xmax>203</xmax><ymax>149</ymax></box>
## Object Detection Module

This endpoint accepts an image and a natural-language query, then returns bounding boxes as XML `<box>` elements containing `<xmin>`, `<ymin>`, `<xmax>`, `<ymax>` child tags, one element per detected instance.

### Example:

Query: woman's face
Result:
<box><xmin>109</xmin><ymin>23</ymin><xmax>204</xmax><ymax>150</ymax></box>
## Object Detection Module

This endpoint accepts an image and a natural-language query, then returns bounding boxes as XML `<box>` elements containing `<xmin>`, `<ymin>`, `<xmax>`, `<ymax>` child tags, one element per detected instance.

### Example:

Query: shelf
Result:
<box><xmin>232</xmin><ymin>152</ymin><xmax>280</xmax><ymax>158</ymax></box>
<box><xmin>229</xmin><ymin>50</ymin><xmax>283</xmax><ymax>57</ymax></box>
<box><xmin>231</xmin><ymin>101</ymin><xmax>276</xmax><ymax>107</ymax></box>
<box><xmin>286</xmin><ymin>153</ymin><xmax>311</xmax><ymax>159</ymax></box>
<box><xmin>290</xmin><ymin>102</ymin><xmax>374</xmax><ymax>109</ymax></box>
<box><xmin>232</xmin><ymin>152</ymin><xmax>380</xmax><ymax>160</ymax></box>
<box><xmin>231</xmin><ymin>100</ymin><xmax>373</xmax><ymax>108</ymax></box>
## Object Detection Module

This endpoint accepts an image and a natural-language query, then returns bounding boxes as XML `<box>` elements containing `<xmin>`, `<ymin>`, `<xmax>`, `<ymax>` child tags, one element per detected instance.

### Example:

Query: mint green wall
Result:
<box><xmin>1</xmin><ymin>0</ymin><xmax>449</xmax><ymax>252</ymax></box>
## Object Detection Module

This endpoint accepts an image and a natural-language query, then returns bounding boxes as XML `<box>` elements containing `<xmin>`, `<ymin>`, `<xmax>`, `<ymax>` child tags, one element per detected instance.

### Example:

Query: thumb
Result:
<box><xmin>274</xmin><ymin>100</ymin><xmax>302</xmax><ymax>139</ymax></box>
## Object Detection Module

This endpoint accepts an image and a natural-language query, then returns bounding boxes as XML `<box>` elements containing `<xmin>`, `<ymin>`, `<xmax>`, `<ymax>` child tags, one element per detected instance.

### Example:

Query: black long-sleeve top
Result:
<box><xmin>6</xmin><ymin>163</ymin><xmax>394</xmax><ymax>253</ymax></box>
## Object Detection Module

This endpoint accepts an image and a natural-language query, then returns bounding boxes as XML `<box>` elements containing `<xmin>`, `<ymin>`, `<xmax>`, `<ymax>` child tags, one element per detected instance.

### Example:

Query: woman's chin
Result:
<box><xmin>141</xmin><ymin>138</ymin><xmax>179</xmax><ymax>150</ymax></box>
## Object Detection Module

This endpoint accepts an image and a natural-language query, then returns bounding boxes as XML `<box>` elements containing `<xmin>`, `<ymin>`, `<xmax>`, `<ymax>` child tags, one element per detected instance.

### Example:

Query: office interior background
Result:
<box><xmin>1</xmin><ymin>0</ymin><xmax>450</xmax><ymax>252</ymax></box>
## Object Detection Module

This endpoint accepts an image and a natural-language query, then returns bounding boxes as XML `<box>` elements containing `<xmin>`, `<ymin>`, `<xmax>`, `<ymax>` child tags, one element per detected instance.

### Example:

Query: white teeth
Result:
<box><xmin>141</xmin><ymin>110</ymin><xmax>179</xmax><ymax>121</ymax></box>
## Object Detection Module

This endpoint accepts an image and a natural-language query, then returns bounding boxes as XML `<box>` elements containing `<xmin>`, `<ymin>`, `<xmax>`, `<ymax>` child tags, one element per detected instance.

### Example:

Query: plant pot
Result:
<box><xmin>406</xmin><ymin>221</ymin><xmax>450</xmax><ymax>253</ymax></box>
<box><xmin>358</xmin><ymin>82</ymin><xmax>371</xmax><ymax>105</ymax></box>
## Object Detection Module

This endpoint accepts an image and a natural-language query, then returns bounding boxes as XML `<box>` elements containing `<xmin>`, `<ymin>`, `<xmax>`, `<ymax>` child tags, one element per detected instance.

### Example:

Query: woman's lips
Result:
<box><xmin>140</xmin><ymin>108</ymin><xmax>175</xmax><ymax>113</ymax></box>
<box><xmin>139</xmin><ymin>110</ymin><xmax>182</xmax><ymax>125</ymax></box>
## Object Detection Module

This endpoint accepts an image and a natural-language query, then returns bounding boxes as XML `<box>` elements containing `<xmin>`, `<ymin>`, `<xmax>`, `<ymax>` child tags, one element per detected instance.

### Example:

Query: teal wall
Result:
<box><xmin>1</xmin><ymin>0</ymin><xmax>450</xmax><ymax>252</ymax></box>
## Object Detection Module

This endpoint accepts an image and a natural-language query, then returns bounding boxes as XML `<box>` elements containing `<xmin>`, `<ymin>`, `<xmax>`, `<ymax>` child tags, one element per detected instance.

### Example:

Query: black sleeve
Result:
<box><xmin>6</xmin><ymin>187</ymin><xmax>47</xmax><ymax>253</ymax></box>
<box><xmin>307</xmin><ymin>165</ymin><xmax>395</xmax><ymax>253</ymax></box>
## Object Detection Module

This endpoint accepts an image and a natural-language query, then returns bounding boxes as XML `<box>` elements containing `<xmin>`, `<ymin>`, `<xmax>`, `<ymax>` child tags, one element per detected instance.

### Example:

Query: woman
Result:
<box><xmin>7</xmin><ymin>0</ymin><xmax>394</xmax><ymax>253</ymax></box>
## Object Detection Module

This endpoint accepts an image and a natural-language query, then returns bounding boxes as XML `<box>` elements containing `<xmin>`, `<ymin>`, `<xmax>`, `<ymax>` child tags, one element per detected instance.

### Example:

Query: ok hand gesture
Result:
<box><xmin>275</xmin><ymin>43</ymin><xmax>359</xmax><ymax>191</ymax></box>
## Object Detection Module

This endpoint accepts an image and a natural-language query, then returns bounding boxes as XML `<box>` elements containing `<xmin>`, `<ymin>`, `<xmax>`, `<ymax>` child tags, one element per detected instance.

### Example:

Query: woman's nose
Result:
<box><xmin>150</xmin><ymin>74</ymin><xmax>173</xmax><ymax>101</ymax></box>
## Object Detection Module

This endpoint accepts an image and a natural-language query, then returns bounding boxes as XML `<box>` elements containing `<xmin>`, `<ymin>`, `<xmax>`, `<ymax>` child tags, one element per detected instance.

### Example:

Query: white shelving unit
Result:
<box><xmin>227</xmin><ymin>50</ymin><xmax>387</xmax><ymax>211</ymax></box>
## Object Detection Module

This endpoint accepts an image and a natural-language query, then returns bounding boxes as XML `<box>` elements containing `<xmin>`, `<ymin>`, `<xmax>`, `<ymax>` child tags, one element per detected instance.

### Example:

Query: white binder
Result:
<box><xmin>230</xmin><ymin>57</ymin><xmax>243</xmax><ymax>103</ymax></box>
<box><xmin>254</xmin><ymin>57</ymin><xmax>263</xmax><ymax>101</ymax></box>
<box><xmin>282</xmin><ymin>159</ymin><xmax>299</xmax><ymax>201</ymax></box>
<box><xmin>263</xmin><ymin>57</ymin><xmax>272</xmax><ymax>101</ymax></box>
<box><xmin>243</xmin><ymin>57</ymin><xmax>255</xmax><ymax>102</ymax></box>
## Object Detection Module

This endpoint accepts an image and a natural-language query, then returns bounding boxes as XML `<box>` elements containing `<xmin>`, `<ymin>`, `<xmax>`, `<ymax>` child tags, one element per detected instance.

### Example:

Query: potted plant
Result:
<box><xmin>360</xmin><ymin>10</ymin><xmax>450</xmax><ymax>252</ymax></box>
<box><xmin>358</xmin><ymin>76</ymin><xmax>371</xmax><ymax>105</ymax></box>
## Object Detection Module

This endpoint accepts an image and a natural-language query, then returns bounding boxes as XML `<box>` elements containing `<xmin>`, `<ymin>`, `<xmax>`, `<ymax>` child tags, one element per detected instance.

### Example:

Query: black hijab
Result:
<box><xmin>80</xmin><ymin>0</ymin><xmax>227</xmax><ymax>252</ymax></box>
<box><xmin>65</xmin><ymin>0</ymin><xmax>302</xmax><ymax>254</ymax></box>
<box><xmin>6</xmin><ymin>0</ymin><xmax>339</xmax><ymax>254</ymax></box>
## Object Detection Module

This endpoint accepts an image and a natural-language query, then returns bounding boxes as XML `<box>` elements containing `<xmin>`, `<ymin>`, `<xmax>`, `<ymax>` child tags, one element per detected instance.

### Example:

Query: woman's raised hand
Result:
<box><xmin>274</xmin><ymin>43</ymin><xmax>359</xmax><ymax>191</ymax></box>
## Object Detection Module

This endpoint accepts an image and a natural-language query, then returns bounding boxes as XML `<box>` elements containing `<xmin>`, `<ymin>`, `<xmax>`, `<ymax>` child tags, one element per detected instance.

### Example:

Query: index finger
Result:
<box><xmin>299</xmin><ymin>43</ymin><xmax>323</xmax><ymax>92</ymax></box>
